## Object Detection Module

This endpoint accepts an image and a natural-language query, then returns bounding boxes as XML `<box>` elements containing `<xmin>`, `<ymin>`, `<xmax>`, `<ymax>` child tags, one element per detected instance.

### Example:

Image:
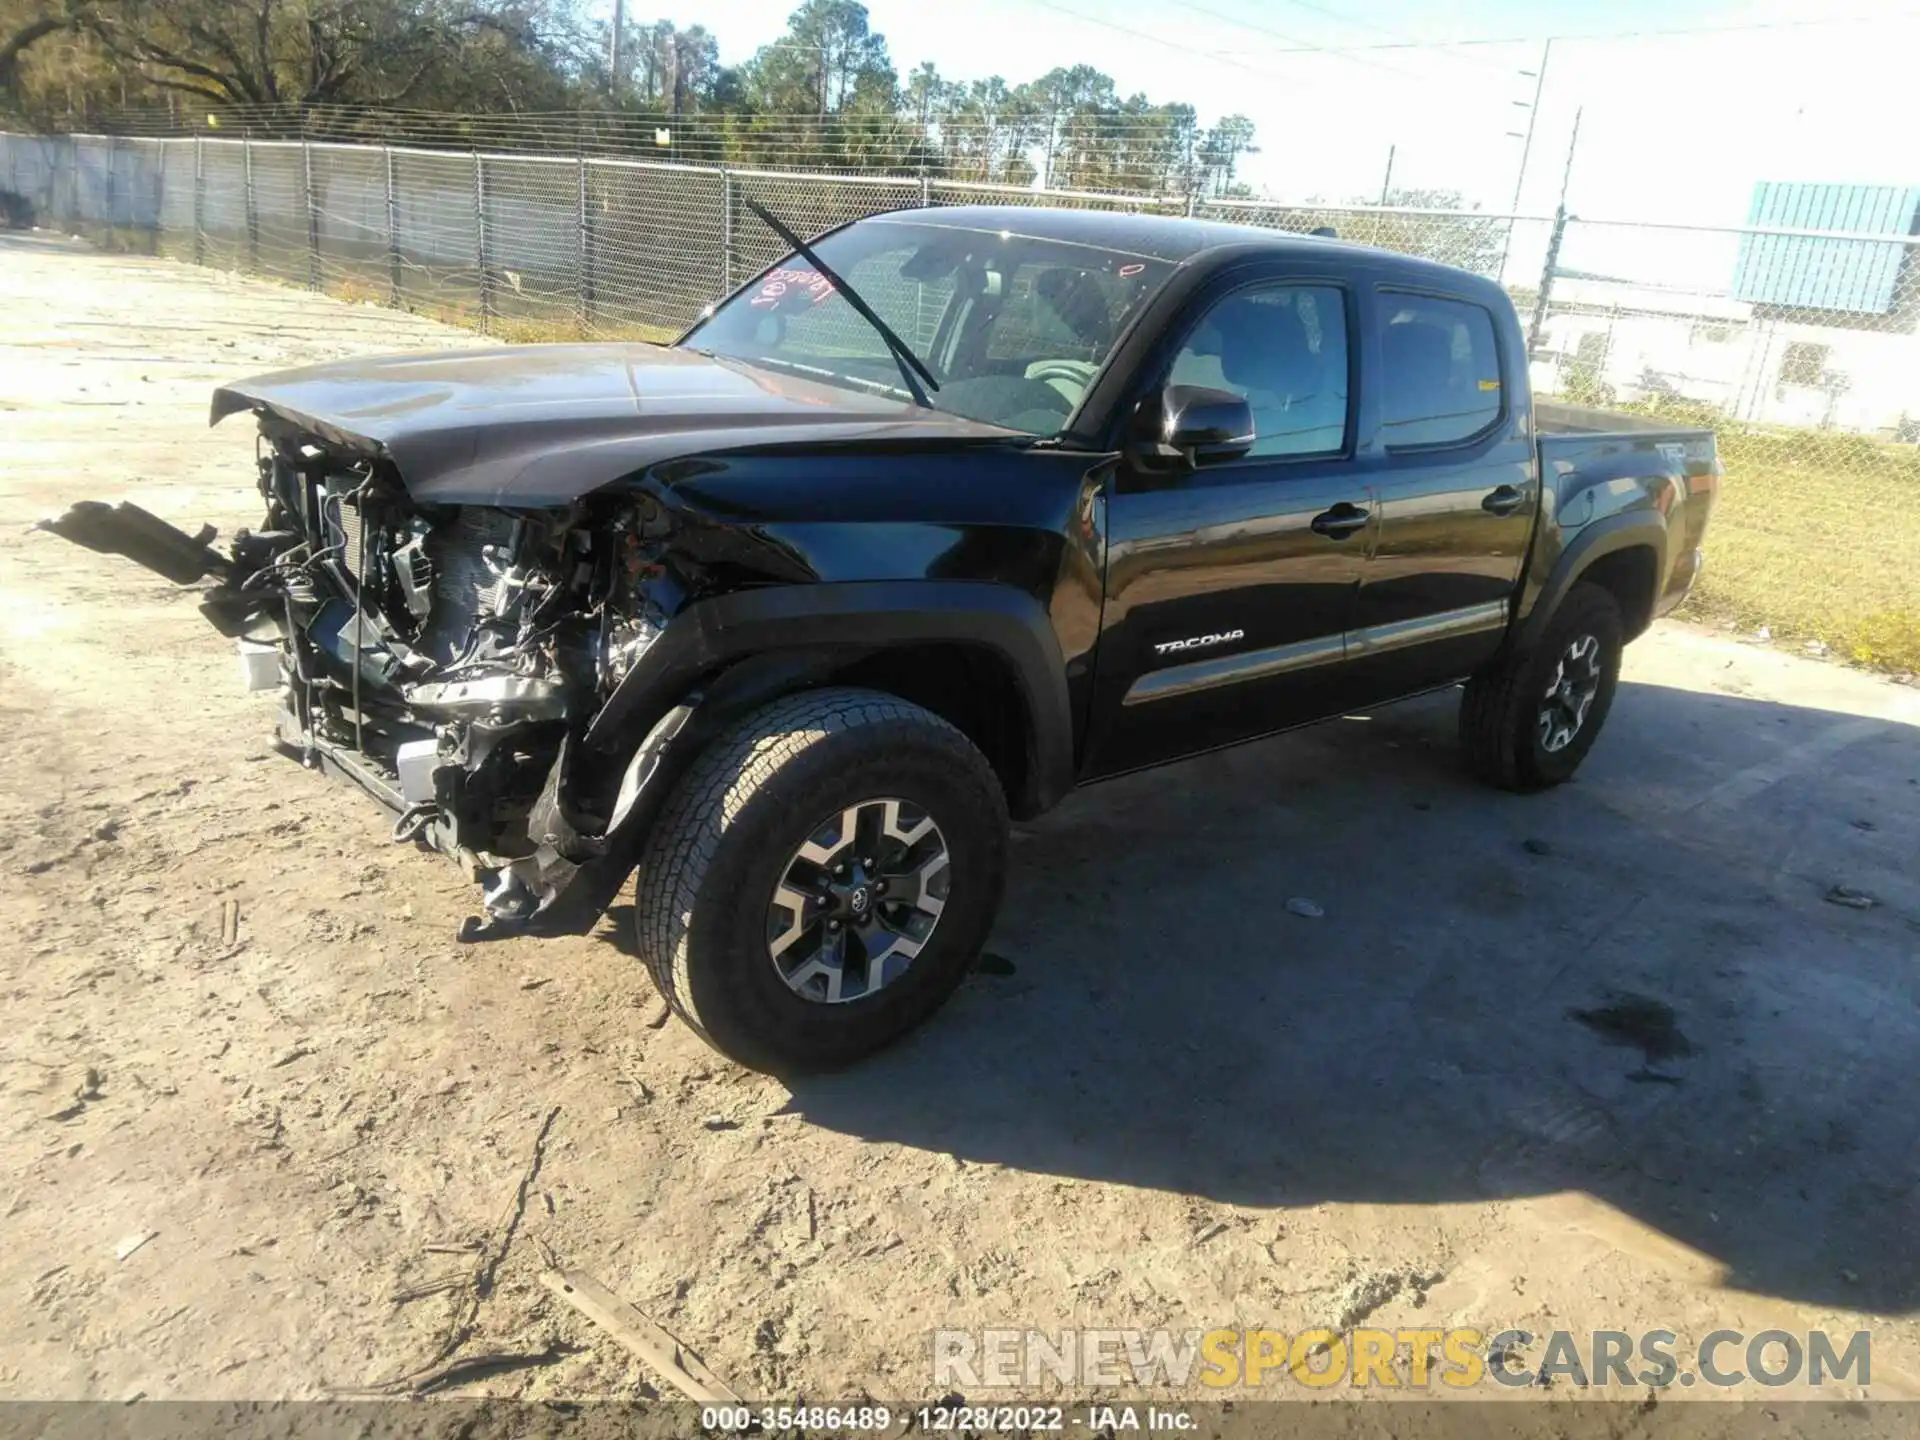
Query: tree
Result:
<box><xmin>37</xmin><ymin>0</ymin><xmax>584</xmax><ymax>110</ymax></box>
<box><xmin>0</xmin><ymin>1</ymin><xmax>92</xmax><ymax>97</ymax></box>
<box><xmin>1</xmin><ymin>0</ymin><xmax>1249</xmax><ymax>200</ymax></box>
<box><xmin>938</xmin><ymin>75</ymin><xmax>1040</xmax><ymax>183</ymax></box>
<box><xmin>728</xmin><ymin>0</ymin><xmax>903</xmax><ymax>168</ymax></box>
<box><xmin>1015</xmin><ymin>64</ymin><xmax>1111</xmax><ymax>188</ymax></box>
<box><xmin>1198</xmin><ymin>114</ymin><xmax>1256</xmax><ymax>196</ymax></box>
<box><xmin>1361</xmin><ymin>187</ymin><xmax>1505</xmax><ymax>276</ymax></box>
<box><xmin>742</xmin><ymin>0</ymin><xmax>894</xmax><ymax>118</ymax></box>
<box><xmin>622</xmin><ymin>19</ymin><xmax>717</xmax><ymax>114</ymax></box>
<box><xmin>1003</xmin><ymin>66</ymin><xmax>1230</xmax><ymax>195</ymax></box>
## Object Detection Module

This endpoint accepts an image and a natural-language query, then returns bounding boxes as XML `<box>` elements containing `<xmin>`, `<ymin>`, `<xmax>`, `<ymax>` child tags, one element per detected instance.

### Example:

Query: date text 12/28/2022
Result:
<box><xmin>699</xmin><ymin>1405</ymin><xmax>1198</xmax><ymax>1432</ymax></box>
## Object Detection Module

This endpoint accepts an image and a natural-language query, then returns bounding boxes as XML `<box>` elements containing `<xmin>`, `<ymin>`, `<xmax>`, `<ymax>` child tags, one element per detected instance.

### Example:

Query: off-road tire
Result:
<box><xmin>1460</xmin><ymin>582</ymin><xmax>1625</xmax><ymax>792</ymax></box>
<box><xmin>633</xmin><ymin>686</ymin><xmax>1008</xmax><ymax>1072</ymax></box>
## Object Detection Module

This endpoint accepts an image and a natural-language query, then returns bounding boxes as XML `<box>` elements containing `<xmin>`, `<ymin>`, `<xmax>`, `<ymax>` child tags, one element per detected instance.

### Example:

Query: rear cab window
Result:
<box><xmin>1377</xmin><ymin>293</ymin><xmax>1504</xmax><ymax>448</ymax></box>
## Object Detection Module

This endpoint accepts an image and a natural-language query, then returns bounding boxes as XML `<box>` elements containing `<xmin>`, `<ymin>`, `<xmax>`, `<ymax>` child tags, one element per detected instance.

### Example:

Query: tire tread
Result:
<box><xmin>1460</xmin><ymin>583</ymin><xmax>1623</xmax><ymax>793</ymax></box>
<box><xmin>633</xmin><ymin>686</ymin><xmax>1001</xmax><ymax>1067</ymax></box>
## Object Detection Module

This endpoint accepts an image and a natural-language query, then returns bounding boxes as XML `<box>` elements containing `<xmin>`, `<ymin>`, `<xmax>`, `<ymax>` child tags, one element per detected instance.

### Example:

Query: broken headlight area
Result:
<box><xmin>37</xmin><ymin>421</ymin><xmax>686</xmax><ymax>932</ymax></box>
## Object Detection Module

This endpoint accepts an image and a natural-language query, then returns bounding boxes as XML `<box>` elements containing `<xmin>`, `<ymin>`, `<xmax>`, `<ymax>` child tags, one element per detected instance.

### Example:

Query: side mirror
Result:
<box><xmin>1136</xmin><ymin>385</ymin><xmax>1254</xmax><ymax>470</ymax></box>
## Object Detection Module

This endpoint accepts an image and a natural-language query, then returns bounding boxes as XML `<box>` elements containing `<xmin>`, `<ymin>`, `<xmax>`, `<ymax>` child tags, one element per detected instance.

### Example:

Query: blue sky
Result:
<box><xmin>608</xmin><ymin>0</ymin><xmax>1920</xmax><ymax>247</ymax></box>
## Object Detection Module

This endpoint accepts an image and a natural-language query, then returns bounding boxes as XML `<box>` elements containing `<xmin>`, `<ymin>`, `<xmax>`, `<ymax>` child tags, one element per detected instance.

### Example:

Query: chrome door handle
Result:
<box><xmin>1482</xmin><ymin>485</ymin><xmax>1526</xmax><ymax>516</ymax></box>
<box><xmin>1310</xmin><ymin>504</ymin><xmax>1370</xmax><ymax>539</ymax></box>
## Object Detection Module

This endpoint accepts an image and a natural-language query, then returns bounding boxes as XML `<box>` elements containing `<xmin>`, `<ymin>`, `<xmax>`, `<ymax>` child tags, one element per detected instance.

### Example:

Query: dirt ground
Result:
<box><xmin>2</xmin><ymin>233</ymin><xmax>1918</xmax><ymax>1406</ymax></box>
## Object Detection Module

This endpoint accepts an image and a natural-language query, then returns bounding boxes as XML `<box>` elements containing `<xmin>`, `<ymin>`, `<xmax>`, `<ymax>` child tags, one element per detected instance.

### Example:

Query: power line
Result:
<box><xmin>1183</xmin><ymin>0</ymin><xmax>1510</xmax><ymax>73</ymax></box>
<box><xmin>1164</xmin><ymin>0</ymin><xmax>1420</xmax><ymax>77</ymax></box>
<box><xmin>1218</xmin><ymin>8</ymin><xmax>1920</xmax><ymax>54</ymax></box>
<box><xmin>1022</xmin><ymin>0</ymin><xmax>1341</xmax><ymax>85</ymax></box>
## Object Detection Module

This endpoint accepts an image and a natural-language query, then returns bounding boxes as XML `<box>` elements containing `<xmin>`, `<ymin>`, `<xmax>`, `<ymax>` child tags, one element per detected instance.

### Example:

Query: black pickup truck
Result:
<box><xmin>43</xmin><ymin>205</ymin><xmax>1719</xmax><ymax>1070</ymax></box>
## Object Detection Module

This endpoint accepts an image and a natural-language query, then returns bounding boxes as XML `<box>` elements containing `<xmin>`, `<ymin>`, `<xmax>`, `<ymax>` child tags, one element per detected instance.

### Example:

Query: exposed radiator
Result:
<box><xmin>331</xmin><ymin>489</ymin><xmax>369</xmax><ymax>582</ymax></box>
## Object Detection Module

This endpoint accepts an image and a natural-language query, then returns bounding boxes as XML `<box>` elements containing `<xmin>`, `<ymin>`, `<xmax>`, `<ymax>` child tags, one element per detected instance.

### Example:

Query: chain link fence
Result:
<box><xmin>1526</xmin><ymin>212</ymin><xmax>1920</xmax><ymax>668</ymax></box>
<box><xmin>4</xmin><ymin>128</ymin><xmax>1916</xmax><ymax>668</ymax></box>
<box><xmin>0</xmin><ymin>130</ymin><xmax>1550</xmax><ymax>340</ymax></box>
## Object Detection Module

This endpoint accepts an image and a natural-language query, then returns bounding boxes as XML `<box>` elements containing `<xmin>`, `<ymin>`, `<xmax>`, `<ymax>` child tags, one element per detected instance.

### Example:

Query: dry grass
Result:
<box><xmin>1678</xmin><ymin>430</ymin><xmax>1920</xmax><ymax>674</ymax></box>
<box><xmin>321</xmin><ymin>273</ymin><xmax>677</xmax><ymax>345</ymax></box>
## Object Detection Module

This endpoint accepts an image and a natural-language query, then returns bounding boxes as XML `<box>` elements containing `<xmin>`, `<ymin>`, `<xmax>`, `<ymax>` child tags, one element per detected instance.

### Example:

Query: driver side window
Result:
<box><xmin>1168</xmin><ymin>284</ymin><xmax>1349</xmax><ymax>458</ymax></box>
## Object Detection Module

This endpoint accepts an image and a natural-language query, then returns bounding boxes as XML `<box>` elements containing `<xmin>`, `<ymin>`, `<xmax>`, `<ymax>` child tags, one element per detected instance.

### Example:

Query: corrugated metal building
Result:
<box><xmin>1532</xmin><ymin>181</ymin><xmax>1920</xmax><ymax>434</ymax></box>
<box><xmin>1732</xmin><ymin>182</ymin><xmax>1920</xmax><ymax>324</ymax></box>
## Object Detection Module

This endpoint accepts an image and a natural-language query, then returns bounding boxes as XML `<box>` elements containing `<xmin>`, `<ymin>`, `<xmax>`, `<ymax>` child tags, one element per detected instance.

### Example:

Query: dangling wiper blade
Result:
<box><xmin>742</xmin><ymin>198</ymin><xmax>941</xmax><ymax>409</ymax></box>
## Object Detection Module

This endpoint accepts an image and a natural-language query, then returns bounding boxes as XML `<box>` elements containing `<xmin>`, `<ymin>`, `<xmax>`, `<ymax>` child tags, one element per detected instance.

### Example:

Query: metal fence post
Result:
<box><xmin>1527</xmin><ymin>205</ymin><xmax>1568</xmax><ymax>358</ymax></box>
<box><xmin>719</xmin><ymin>166</ymin><xmax>734</xmax><ymax>294</ymax></box>
<box><xmin>576</xmin><ymin>155</ymin><xmax>595</xmax><ymax>333</ymax></box>
<box><xmin>919</xmin><ymin>166</ymin><xmax>931</xmax><ymax>208</ymax></box>
<box><xmin>192</xmin><ymin>136</ymin><xmax>205</xmax><ymax>266</ymax></box>
<box><xmin>243</xmin><ymin>137</ymin><xmax>259</xmax><ymax>273</ymax></box>
<box><xmin>302</xmin><ymin>140</ymin><xmax>321</xmax><ymax>291</ymax></box>
<box><xmin>104</xmin><ymin>134</ymin><xmax>119</xmax><ymax>231</ymax></box>
<box><xmin>384</xmin><ymin>145</ymin><xmax>401</xmax><ymax>307</ymax></box>
<box><xmin>474</xmin><ymin>152</ymin><xmax>492</xmax><ymax>333</ymax></box>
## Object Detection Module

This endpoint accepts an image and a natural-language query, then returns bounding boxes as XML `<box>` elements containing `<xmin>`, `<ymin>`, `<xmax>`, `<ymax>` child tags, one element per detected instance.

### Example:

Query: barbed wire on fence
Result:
<box><xmin>11</xmin><ymin>101</ymin><xmax>1279</xmax><ymax>194</ymax></box>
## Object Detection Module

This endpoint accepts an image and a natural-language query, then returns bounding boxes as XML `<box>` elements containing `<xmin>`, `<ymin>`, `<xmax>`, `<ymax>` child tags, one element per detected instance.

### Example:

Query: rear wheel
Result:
<box><xmin>632</xmin><ymin>687</ymin><xmax>1008</xmax><ymax>1072</ymax></box>
<box><xmin>1460</xmin><ymin>582</ymin><xmax>1624</xmax><ymax>792</ymax></box>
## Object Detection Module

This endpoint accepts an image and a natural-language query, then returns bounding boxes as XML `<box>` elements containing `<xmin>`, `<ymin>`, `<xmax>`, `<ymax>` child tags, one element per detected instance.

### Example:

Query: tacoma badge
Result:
<box><xmin>1153</xmin><ymin>629</ymin><xmax>1246</xmax><ymax>656</ymax></box>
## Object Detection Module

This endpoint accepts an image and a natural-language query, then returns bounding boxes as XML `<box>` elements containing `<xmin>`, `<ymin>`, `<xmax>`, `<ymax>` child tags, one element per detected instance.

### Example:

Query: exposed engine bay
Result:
<box><xmin>42</xmin><ymin>414</ymin><xmax>688</xmax><ymax>935</ymax></box>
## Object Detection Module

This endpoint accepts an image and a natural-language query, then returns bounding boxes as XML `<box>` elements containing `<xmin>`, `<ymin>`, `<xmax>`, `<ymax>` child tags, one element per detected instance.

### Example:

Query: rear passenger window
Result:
<box><xmin>1378</xmin><ymin>294</ymin><xmax>1503</xmax><ymax>448</ymax></box>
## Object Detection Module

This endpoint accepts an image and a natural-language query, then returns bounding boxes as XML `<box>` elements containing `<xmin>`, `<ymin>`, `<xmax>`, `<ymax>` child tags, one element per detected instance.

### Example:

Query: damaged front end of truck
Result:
<box><xmin>37</xmin><ymin>342</ymin><xmax>1033</xmax><ymax>940</ymax></box>
<box><xmin>43</xmin><ymin>422</ymin><xmax>695</xmax><ymax>939</ymax></box>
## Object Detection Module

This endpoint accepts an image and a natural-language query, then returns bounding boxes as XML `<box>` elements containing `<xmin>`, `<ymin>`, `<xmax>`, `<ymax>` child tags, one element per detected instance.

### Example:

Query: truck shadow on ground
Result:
<box><xmin>781</xmin><ymin>679</ymin><xmax>1920</xmax><ymax>1317</ymax></box>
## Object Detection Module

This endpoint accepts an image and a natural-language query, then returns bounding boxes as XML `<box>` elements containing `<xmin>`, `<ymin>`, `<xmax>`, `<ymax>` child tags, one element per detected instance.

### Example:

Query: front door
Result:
<box><xmin>1082</xmin><ymin>278</ymin><xmax>1372</xmax><ymax>778</ymax></box>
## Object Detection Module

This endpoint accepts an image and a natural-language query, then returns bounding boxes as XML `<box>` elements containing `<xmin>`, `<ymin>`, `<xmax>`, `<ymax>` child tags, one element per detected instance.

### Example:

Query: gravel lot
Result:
<box><xmin>2</xmin><ymin>233</ymin><xmax>1917</xmax><ymax>1404</ymax></box>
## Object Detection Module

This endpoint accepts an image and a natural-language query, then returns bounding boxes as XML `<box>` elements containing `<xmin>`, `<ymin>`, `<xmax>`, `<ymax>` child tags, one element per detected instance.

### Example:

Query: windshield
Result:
<box><xmin>680</xmin><ymin>218</ymin><xmax>1177</xmax><ymax>437</ymax></box>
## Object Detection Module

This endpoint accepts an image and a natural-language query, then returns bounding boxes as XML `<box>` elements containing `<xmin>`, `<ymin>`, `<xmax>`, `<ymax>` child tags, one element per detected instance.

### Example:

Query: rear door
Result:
<box><xmin>1344</xmin><ymin>287</ymin><xmax>1537</xmax><ymax>698</ymax></box>
<box><xmin>1082</xmin><ymin>271</ymin><xmax>1374</xmax><ymax>778</ymax></box>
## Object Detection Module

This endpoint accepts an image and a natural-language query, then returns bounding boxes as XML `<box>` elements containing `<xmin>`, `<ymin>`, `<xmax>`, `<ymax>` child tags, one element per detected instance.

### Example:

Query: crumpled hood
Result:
<box><xmin>211</xmin><ymin>342</ymin><xmax>1022</xmax><ymax>505</ymax></box>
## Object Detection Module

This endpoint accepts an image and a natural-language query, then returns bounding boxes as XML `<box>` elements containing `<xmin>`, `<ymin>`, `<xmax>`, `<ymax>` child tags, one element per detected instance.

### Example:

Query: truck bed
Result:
<box><xmin>1531</xmin><ymin>400</ymin><xmax>1721</xmax><ymax>628</ymax></box>
<box><xmin>1535</xmin><ymin>398</ymin><xmax>1715</xmax><ymax>441</ymax></box>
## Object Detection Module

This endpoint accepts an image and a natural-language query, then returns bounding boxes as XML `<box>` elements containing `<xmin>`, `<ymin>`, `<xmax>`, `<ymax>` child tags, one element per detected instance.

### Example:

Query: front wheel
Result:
<box><xmin>1459</xmin><ymin>582</ymin><xmax>1625</xmax><ymax>792</ymax></box>
<box><xmin>632</xmin><ymin>687</ymin><xmax>1008</xmax><ymax>1072</ymax></box>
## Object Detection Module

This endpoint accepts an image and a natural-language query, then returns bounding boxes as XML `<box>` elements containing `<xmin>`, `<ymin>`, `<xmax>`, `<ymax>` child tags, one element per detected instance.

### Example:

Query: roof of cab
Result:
<box><xmin>860</xmin><ymin>202</ymin><xmax>1410</xmax><ymax>270</ymax></box>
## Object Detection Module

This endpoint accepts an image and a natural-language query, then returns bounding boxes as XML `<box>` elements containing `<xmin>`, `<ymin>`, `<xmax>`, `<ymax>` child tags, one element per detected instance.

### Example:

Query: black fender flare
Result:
<box><xmin>521</xmin><ymin>582</ymin><xmax>1072</xmax><ymax>935</ymax></box>
<box><xmin>585</xmin><ymin>579</ymin><xmax>1076</xmax><ymax>814</ymax></box>
<box><xmin>1514</xmin><ymin>511</ymin><xmax>1669</xmax><ymax>654</ymax></box>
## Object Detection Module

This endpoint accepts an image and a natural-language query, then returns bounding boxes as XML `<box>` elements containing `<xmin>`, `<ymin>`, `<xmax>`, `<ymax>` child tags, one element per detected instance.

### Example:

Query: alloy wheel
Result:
<box><xmin>1538</xmin><ymin>633</ymin><xmax>1603</xmax><ymax>753</ymax></box>
<box><xmin>766</xmin><ymin>798</ymin><xmax>950</xmax><ymax>1004</ymax></box>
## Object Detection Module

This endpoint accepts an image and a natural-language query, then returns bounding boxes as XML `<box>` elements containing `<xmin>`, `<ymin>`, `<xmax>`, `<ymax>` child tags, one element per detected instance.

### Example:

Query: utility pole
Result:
<box><xmin>1498</xmin><ymin>37</ymin><xmax>1552</xmax><ymax>283</ymax></box>
<box><xmin>1526</xmin><ymin>106</ymin><xmax>1583</xmax><ymax>358</ymax></box>
<box><xmin>1507</xmin><ymin>38</ymin><xmax>1551</xmax><ymax>218</ymax></box>
<box><xmin>1371</xmin><ymin>144</ymin><xmax>1395</xmax><ymax>245</ymax></box>
<box><xmin>609</xmin><ymin>0</ymin><xmax>625</xmax><ymax>99</ymax></box>
<box><xmin>1556</xmin><ymin>105</ymin><xmax>1583</xmax><ymax>211</ymax></box>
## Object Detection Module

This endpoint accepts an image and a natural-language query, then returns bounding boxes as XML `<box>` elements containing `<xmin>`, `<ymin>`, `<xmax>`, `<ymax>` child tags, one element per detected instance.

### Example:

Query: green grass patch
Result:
<box><xmin>1670</xmin><ymin>425</ymin><xmax>1920</xmax><ymax>674</ymax></box>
